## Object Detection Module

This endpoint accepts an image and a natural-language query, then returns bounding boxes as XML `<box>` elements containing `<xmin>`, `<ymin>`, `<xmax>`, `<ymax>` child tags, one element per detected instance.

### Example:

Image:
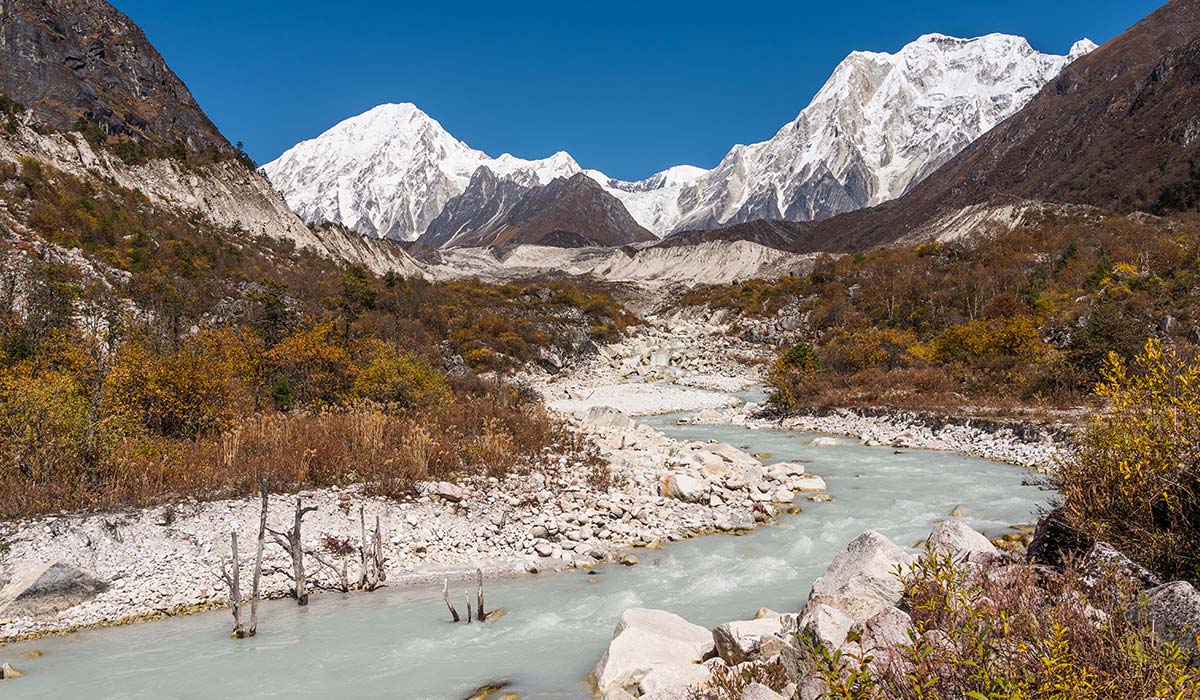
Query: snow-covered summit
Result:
<box><xmin>263</xmin><ymin>33</ymin><xmax>1096</xmax><ymax>242</ymax></box>
<box><xmin>667</xmin><ymin>32</ymin><xmax>1096</xmax><ymax>231</ymax></box>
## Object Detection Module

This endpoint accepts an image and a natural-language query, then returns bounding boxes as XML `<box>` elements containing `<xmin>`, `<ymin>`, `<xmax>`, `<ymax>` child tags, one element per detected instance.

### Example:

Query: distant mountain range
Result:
<box><xmin>3</xmin><ymin>0</ymin><xmax>1197</xmax><ymax>291</ymax></box>
<box><xmin>262</xmin><ymin>34</ymin><xmax>1094</xmax><ymax>247</ymax></box>
<box><xmin>706</xmin><ymin>0</ymin><xmax>1200</xmax><ymax>256</ymax></box>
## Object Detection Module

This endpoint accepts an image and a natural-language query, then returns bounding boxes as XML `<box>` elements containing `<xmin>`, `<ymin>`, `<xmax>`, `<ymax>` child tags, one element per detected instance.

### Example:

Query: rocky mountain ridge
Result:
<box><xmin>262</xmin><ymin>34</ymin><xmax>1092</xmax><ymax>245</ymax></box>
<box><xmin>0</xmin><ymin>0</ymin><xmax>231</xmax><ymax>153</ymax></box>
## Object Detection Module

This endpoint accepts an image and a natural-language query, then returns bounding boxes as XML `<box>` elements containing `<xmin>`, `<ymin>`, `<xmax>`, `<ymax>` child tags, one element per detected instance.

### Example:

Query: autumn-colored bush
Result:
<box><xmin>106</xmin><ymin>327</ymin><xmax>261</xmax><ymax>438</ymax></box>
<box><xmin>718</xmin><ymin>551</ymin><xmax>1200</xmax><ymax>700</ymax></box>
<box><xmin>821</xmin><ymin>328</ymin><xmax>921</xmax><ymax>373</ymax></box>
<box><xmin>1057</xmin><ymin>338</ymin><xmax>1200</xmax><ymax>581</ymax></box>
<box><xmin>350</xmin><ymin>341</ymin><xmax>449</xmax><ymax>408</ymax></box>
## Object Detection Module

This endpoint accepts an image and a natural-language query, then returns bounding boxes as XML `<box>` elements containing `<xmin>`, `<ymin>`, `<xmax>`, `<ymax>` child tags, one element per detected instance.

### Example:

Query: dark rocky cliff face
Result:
<box><xmin>0</xmin><ymin>0</ymin><xmax>231</xmax><ymax>153</ymax></box>
<box><xmin>420</xmin><ymin>167</ymin><xmax>533</xmax><ymax>248</ymax></box>
<box><xmin>422</xmin><ymin>172</ymin><xmax>656</xmax><ymax>249</ymax></box>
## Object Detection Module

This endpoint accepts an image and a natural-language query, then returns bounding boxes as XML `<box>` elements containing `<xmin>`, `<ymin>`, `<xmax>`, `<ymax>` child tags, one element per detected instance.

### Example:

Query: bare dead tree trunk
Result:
<box><xmin>221</xmin><ymin>532</ymin><xmax>246</xmax><ymax>638</ymax></box>
<box><xmin>268</xmin><ymin>497</ymin><xmax>317</xmax><ymax>605</ymax></box>
<box><xmin>249</xmin><ymin>482</ymin><xmax>268</xmax><ymax>636</ymax></box>
<box><xmin>357</xmin><ymin>505</ymin><xmax>368</xmax><ymax>590</ymax></box>
<box><xmin>373</xmin><ymin>515</ymin><xmax>386</xmax><ymax>584</ymax></box>
<box><xmin>476</xmin><ymin>568</ymin><xmax>486</xmax><ymax>622</ymax></box>
<box><xmin>465</xmin><ymin>592</ymin><xmax>472</xmax><ymax>623</ymax></box>
<box><xmin>442</xmin><ymin>579</ymin><xmax>460</xmax><ymax>622</ymax></box>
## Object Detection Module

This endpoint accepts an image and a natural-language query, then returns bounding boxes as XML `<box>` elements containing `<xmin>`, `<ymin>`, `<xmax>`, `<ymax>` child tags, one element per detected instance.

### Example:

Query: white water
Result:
<box><xmin>3</xmin><ymin>398</ymin><xmax>1049</xmax><ymax>700</ymax></box>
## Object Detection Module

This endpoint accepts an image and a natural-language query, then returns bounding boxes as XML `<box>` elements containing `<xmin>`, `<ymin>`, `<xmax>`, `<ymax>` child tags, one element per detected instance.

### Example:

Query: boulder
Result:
<box><xmin>585</xmin><ymin>406</ymin><xmax>634</xmax><ymax>431</ymax></box>
<box><xmin>0</xmin><ymin>561</ymin><xmax>109</xmax><ymax>617</ymax></box>
<box><xmin>810</xmin><ymin>531</ymin><xmax>913</xmax><ymax>606</ymax></box>
<box><xmin>639</xmin><ymin>663</ymin><xmax>711</xmax><ymax>694</ymax></box>
<box><xmin>1143</xmin><ymin>581</ymin><xmax>1200</xmax><ymax>651</ymax></box>
<box><xmin>790</xmin><ymin>475</ymin><xmax>827</xmax><ymax>492</ymax></box>
<box><xmin>432</xmin><ymin>481</ymin><xmax>467</xmax><ymax>503</ymax></box>
<box><xmin>802</xmin><ymin>593</ymin><xmax>886</xmax><ymax>625</ymax></box>
<box><xmin>661</xmin><ymin>474</ymin><xmax>709</xmax><ymax>504</ymax></box>
<box><xmin>592</xmin><ymin>608</ymin><xmax>714</xmax><ymax>693</ymax></box>
<box><xmin>798</xmin><ymin>603</ymin><xmax>853</xmax><ymax>648</ymax></box>
<box><xmin>713</xmin><ymin>615</ymin><xmax>787</xmax><ymax>665</ymax></box>
<box><xmin>808</xmin><ymin>437</ymin><xmax>844</xmax><ymax>447</ymax></box>
<box><xmin>1026</xmin><ymin>508</ymin><xmax>1091</xmax><ymax>567</ymax></box>
<box><xmin>0</xmin><ymin>663</ymin><xmax>21</xmax><ymax>679</ymax></box>
<box><xmin>927</xmin><ymin>519</ymin><xmax>997</xmax><ymax>562</ymax></box>
<box><xmin>772</xmin><ymin>462</ymin><xmax>806</xmax><ymax>476</ymax></box>
<box><xmin>851</xmin><ymin>606</ymin><xmax>913</xmax><ymax>671</ymax></box>
<box><xmin>1083</xmin><ymin>542</ymin><xmax>1162</xmax><ymax>589</ymax></box>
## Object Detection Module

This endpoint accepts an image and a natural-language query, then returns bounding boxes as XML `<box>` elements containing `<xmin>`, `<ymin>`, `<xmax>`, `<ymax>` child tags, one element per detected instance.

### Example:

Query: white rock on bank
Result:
<box><xmin>713</xmin><ymin>615</ymin><xmax>788</xmax><ymax>665</ymax></box>
<box><xmin>592</xmin><ymin>608</ymin><xmax>715</xmax><ymax>694</ymax></box>
<box><xmin>927</xmin><ymin>519</ymin><xmax>997</xmax><ymax>562</ymax></box>
<box><xmin>661</xmin><ymin>474</ymin><xmax>710</xmax><ymax>504</ymax></box>
<box><xmin>798</xmin><ymin>603</ymin><xmax>854</xmax><ymax>649</ymax></box>
<box><xmin>810</xmin><ymin>531</ymin><xmax>914</xmax><ymax>606</ymax></box>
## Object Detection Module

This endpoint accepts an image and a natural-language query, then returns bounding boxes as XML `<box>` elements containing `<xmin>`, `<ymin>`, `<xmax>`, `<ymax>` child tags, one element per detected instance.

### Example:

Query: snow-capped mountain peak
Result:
<box><xmin>262</xmin><ymin>104</ymin><xmax>589</xmax><ymax>240</ymax></box>
<box><xmin>668</xmin><ymin>33</ymin><xmax>1096</xmax><ymax>232</ymax></box>
<box><xmin>263</xmin><ymin>32</ymin><xmax>1097</xmax><ymax>243</ymax></box>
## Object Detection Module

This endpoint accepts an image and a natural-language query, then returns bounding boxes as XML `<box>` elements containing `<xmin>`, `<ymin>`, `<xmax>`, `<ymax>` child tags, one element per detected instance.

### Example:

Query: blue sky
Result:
<box><xmin>113</xmin><ymin>0</ymin><xmax>1156</xmax><ymax>181</ymax></box>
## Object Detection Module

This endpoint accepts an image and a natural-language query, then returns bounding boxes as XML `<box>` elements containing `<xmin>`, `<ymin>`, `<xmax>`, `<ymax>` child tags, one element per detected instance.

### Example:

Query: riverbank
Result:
<box><xmin>0</xmin><ymin>320</ymin><xmax>819</xmax><ymax>641</ymax></box>
<box><xmin>0</xmin><ymin>316</ymin><xmax>1068</xmax><ymax>645</ymax></box>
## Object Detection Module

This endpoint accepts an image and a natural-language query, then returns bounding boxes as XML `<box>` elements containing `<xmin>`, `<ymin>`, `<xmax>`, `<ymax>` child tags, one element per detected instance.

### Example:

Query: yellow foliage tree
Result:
<box><xmin>106</xmin><ymin>327</ymin><xmax>260</xmax><ymax>438</ymax></box>
<box><xmin>351</xmin><ymin>342</ymin><xmax>449</xmax><ymax>408</ymax></box>
<box><xmin>1057</xmin><ymin>338</ymin><xmax>1200</xmax><ymax>580</ymax></box>
<box><xmin>0</xmin><ymin>367</ymin><xmax>89</xmax><ymax>482</ymax></box>
<box><xmin>263</xmin><ymin>322</ymin><xmax>354</xmax><ymax>410</ymax></box>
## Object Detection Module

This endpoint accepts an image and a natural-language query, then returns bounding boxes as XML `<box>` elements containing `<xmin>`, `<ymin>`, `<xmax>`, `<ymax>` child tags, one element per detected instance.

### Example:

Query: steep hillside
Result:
<box><xmin>0</xmin><ymin>0</ymin><xmax>230</xmax><ymax>153</ymax></box>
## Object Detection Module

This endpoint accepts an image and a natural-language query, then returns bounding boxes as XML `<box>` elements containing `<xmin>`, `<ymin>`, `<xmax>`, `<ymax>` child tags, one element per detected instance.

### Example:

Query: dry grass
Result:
<box><xmin>0</xmin><ymin>384</ymin><xmax>560</xmax><ymax>519</ymax></box>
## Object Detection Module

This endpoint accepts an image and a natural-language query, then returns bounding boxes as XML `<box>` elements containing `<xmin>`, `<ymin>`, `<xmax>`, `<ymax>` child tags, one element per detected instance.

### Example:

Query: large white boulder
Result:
<box><xmin>584</xmin><ymin>405</ymin><xmax>634</xmax><ymax>430</ymax></box>
<box><xmin>803</xmin><ymin>593</ymin><xmax>886</xmax><ymax>625</ymax></box>
<box><xmin>661</xmin><ymin>474</ymin><xmax>710</xmax><ymax>503</ymax></box>
<box><xmin>851</xmin><ymin>606</ymin><xmax>913</xmax><ymax>667</ymax></box>
<box><xmin>810</xmin><ymin>531</ymin><xmax>914</xmax><ymax>606</ymax></box>
<box><xmin>927</xmin><ymin>519</ymin><xmax>997</xmax><ymax>562</ymax></box>
<box><xmin>712</xmin><ymin>615</ymin><xmax>788</xmax><ymax>665</ymax></box>
<box><xmin>592</xmin><ymin>608</ymin><xmax>714</xmax><ymax>694</ymax></box>
<box><xmin>798</xmin><ymin>603</ymin><xmax>854</xmax><ymax>648</ymax></box>
<box><xmin>791</xmin><ymin>475</ymin><xmax>827</xmax><ymax>492</ymax></box>
<box><xmin>639</xmin><ymin>663</ymin><xmax>712</xmax><ymax>695</ymax></box>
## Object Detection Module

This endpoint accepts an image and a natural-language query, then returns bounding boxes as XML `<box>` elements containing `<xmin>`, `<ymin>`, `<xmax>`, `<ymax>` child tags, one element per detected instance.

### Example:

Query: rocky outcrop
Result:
<box><xmin>435</xmin><ymin>173</ymin><xmax>656</xmax><ymax>249</ymax></box>
<box><xmin>0</xmin><ymin>561</ymin><xmax>108</xmax><ymax>617</ymax></box>
<box><xmin>0</xmin><ymin>0</ymin><xmax>231</xmax><ymax>153</ymax></box>
<box><xmin>420</xmin><ymin>167</ymin><xmax>533</xmax><ymax>248</ymax></box>
<box><xmin>810</xmin><ymin>531</ymin><xmax>914</xmax><ymax>606</ymax></box>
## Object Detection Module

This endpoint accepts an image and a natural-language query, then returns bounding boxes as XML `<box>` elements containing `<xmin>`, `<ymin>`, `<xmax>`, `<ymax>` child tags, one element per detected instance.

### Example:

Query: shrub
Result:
<box><xmin>264</xmin><ymin>323</ymin><xmax>354</xmax><ymax>409</ymax></box>
<box><xmin>1057</xmin><ymin>338</ymin><xmax>1200</xmax><ymax>581</ymax></box>
<box><xmin>351</xmin><ymin>342</ymin><xmax>449</xmax><ymax>408</ymax></box>
<box><xmin>0</xmin><ymin>368</ymin><xmax>88</xmax><ymax>483</ymax></box>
